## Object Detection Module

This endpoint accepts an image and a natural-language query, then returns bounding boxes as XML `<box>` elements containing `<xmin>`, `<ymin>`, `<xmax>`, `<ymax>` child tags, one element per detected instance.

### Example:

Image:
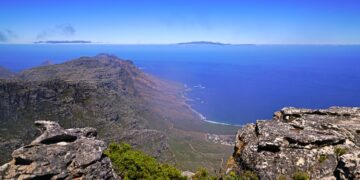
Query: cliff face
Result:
<box><xmin>228</xmin><ymin>107</ymin><xmax>360</xmax><ymax>179</ymax></box>
<box><xmin>0</xmin><ymin>121</ymin><xmax>117</xmax><ymax>179</ymax></box>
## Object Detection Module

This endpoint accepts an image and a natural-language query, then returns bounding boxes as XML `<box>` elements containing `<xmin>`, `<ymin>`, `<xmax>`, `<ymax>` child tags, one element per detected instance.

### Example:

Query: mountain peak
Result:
<box><xmin>94</xmin><ymin>53</ymin><xmax>118</xmax><ymax>59</ymax></box>
<box><xmin>18</xmin><ymin>54</ymin><xmax>138</xmax><ymax>82</ymax></box>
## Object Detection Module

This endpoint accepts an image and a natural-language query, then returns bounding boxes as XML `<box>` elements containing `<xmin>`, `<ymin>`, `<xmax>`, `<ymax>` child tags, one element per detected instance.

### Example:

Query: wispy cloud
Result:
<box><xmin>56</xmin><ymin>24</ymin><xmax>76</xmax><ymax>35</ymax></box>
<box><xmin>36</xmin><ymin>24</ymin><xmax>76</xmax><ymax>39</ymax></box>
<box><xmin>33</xmin><ymin>40</ymin><xmax>92</xmax><ymax>44</ymax></box>
<box><xmin>0</xmin><ymin>29</ymin><xmax>17</xmax><ymax>42</ymax></box>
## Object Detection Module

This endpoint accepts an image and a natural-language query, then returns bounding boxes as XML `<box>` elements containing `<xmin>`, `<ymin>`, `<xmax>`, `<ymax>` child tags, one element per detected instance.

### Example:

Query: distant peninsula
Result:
<box><xmin>177</xmin><ymin>41</ymin><xmax>255</xmax><ymax>46</ymax></box>
<box><xmin>33</xmin><ymin>40</ymin><xmax>92</xmax><ymax>44</ymax></box>
<box><xmin>177</xmin><ymin>41</ymin><xmax>231</xmax><ymax>46</ymax></box>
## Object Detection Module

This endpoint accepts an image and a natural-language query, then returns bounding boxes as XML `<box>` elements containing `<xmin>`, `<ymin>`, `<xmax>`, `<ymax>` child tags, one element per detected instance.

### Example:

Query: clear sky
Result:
<box><xmin>0</xmin><ymin>0</ymin><xmax>360</xmax><ymax>44</ymax></box>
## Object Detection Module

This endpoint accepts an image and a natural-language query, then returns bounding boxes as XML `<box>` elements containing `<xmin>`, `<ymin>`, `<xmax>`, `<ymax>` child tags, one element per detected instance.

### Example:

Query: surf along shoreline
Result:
<box><xmin>182</xmin><ymin>84</ymin><xmax>240</xmax><ymax>127</ymax></box>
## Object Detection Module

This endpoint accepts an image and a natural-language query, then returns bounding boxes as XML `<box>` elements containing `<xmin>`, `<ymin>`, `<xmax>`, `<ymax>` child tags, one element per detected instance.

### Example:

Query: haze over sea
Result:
<box><xmin>1</xmin><ymin>44</ymin><xmax>360</xmax><ymax>124</ymax></box>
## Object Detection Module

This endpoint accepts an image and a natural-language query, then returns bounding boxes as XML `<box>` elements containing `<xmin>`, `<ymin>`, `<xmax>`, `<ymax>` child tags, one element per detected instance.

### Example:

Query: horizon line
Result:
<box><xmin>1</xmin><ymin>42</ymin><xmax>360</xmax><ymax>46</ymax></box>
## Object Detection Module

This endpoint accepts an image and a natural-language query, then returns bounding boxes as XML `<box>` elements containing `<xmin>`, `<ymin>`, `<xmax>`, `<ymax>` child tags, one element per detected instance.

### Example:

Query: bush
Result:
<box><xmin>223</xmin><ymin>171</ymin><xmax>239</xmax><ymax>180</ymax></box>
<box><xmin>292</xmin><ymin>171</ymin><xmax>309</xmax><ymax>180</ymax></box>
<box><xmin>334</xmin><ymin>147</ymin><xmax>347</xmax><ymax>156</ymax></box>
<box><xmin>318</xmin><ymin>154</ymin><xmax>327</xmax><ymax>163</ymax></box>
<box><xmin>277</xmin><ymin>175</ymin><xmax>286</xmax><ymax>180</ymax></box>
<box><xmin>222</xmin><ymin>171</ymin><xmax>258</xmax><ymax>180</ymax></box>
<box><xmin>240</xmin><ymin>171</ymin><xmax>258</xmax><ymax>180</ymax></box>
<box><xmin>105</xmin><ymin>142</ymin><xmax>186</xmax><ymax>180</ymax></box>
<box><xmin>192</xmin><ymin>167</ymin><xmax>217</xmax><ymax>180</ymax></box>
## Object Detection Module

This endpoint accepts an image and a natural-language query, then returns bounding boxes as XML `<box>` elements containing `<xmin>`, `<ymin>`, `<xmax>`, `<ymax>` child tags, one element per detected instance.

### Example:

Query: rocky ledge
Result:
<box><xmin>0</xmin><ymin>121</ymin><xmax>117</xmax><ymax>180</ymax></box>
<box><xmin>228</xmin><ymin>107</ymin><xmax>360</xmax><ymax>180</ymax></box>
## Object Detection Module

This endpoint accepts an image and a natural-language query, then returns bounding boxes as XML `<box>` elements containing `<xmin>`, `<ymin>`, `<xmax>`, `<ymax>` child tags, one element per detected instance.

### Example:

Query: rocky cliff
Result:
<box><xmin>228</xmin><ymin>107</ymin><xmax>360</xmax><ymax>179</ymax></box>
<box><xmin>0</xmin><ymin>121</ymin><xmax>117</xmax><ymax>179</ymax></box>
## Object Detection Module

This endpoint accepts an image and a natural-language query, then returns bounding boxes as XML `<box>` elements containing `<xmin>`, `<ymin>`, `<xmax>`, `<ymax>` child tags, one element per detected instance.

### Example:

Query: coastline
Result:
<box><xmin>189</xmin><ymin>105</ymin><xmax>232</xmax><ymax>126</ymax></box>
<box><xmin>182</xmin><ymin>84</ymin><xmax>237</xmax><ymax>126</ymax></box>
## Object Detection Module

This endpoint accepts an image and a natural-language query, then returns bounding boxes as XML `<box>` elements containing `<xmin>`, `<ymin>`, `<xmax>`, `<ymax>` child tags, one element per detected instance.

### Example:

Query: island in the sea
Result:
<box><xmin>177</xmin><ymin>41</ymin><xmax>255</xmax><ymax>46</ymax></box>
<box><xmin>33</xmin><ymin>40</ymin><xmax>92</xmax><ymax>44</ymax></box>
<box><xmin>177</xmin><ymin>41</ymin><xmax>232</xmax><ymax>46</ymax></box>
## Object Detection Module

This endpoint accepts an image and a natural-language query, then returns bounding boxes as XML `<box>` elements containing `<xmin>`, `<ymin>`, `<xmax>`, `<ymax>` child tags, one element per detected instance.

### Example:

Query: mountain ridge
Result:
<box><xmin>0</xmin><ymin>54</ymin><xmax>237</xmax><ymax>172</ymax></box>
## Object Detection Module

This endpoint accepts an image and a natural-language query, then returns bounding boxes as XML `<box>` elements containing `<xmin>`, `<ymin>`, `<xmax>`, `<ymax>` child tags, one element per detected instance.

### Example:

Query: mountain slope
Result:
<box><xmin>0</xmin><ymin>66</ymin><xmax>14</xmax><ymax>79</ymax></box>
<box><xmin>0</xmin><ymin>54</ymin><xmax>237</xmax><ymax>171</ymax></box>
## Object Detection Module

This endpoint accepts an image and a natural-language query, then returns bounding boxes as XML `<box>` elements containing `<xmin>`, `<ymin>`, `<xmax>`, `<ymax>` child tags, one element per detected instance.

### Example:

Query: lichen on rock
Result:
<box><xmin>0</xmin><ymin>121</ymin><xmax>118</xmax><ymax>180</ymax></box>
<box><xmin>228</xmin><ymin>107</ymin><xmax>360</xmax><ymax>179</ymax></box>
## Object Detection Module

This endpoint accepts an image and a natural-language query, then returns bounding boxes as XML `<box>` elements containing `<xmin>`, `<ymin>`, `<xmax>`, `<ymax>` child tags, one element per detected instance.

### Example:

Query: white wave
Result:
<box><xmin>186</xmin><ymin>102</ymin><xmax>233</xmax><ymax>126</ymax></box>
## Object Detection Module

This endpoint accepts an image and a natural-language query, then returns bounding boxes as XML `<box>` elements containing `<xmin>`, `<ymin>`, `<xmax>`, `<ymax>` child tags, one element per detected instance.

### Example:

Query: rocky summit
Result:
<box><xmin>0</xmin><ymin>121</ymin><xmax>117</xmax><ymax>180</ymax></box>
<box><xmin>228</xmin><ymin>107</ymin><xmax>360</xmax><ymax>179</ymax></box>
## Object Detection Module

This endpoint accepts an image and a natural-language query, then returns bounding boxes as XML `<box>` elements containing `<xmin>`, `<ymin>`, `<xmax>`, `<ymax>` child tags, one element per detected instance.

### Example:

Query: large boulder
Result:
<box><xmin>228</xmin><ymin>107</ymin><xmax>360</xmax><ymax>179</ymax></box>
<box><xmin>0</xmin><ymin>121</ymin><xmax>118</xmax><ymax>180</ymax></box>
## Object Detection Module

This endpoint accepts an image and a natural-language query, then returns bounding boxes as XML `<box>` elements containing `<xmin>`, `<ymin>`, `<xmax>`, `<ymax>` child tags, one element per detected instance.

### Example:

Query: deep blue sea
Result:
<box><xmin>1</xmin><ymin>44</ymin><xmax>360</xmax><ymax>125</ymax></box>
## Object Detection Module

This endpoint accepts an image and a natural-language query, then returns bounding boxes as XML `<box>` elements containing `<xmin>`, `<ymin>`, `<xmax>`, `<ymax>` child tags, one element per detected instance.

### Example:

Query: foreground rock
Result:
<box><xmin>228</xmin><ymin>107</ymin><xmax>360</xmax><ymax>179</ymax></box>
<box><xmin>0</xmin><ymin>121</ymin><xmax>117</xmax><ymax>180</ymax></box>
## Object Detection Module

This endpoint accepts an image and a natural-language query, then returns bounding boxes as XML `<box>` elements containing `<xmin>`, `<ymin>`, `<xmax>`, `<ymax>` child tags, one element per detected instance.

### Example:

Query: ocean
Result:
<box><xmin>1</xmin><ymin>44</ymin><xmax>360</xmax><ymax>125</ymax></box>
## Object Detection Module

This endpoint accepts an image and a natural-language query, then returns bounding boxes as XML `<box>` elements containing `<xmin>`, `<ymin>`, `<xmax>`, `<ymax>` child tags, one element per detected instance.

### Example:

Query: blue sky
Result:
<box><xmin>0</xmin><ymin>0</ymin><xmax>360</xmax><ymax>44</ymax></box>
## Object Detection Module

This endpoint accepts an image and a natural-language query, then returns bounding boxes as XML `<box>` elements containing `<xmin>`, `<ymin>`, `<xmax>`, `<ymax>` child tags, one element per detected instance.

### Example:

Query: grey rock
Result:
<box><xmin>181</xmin><ymin>171</ymin><xmax>195</xmax><ymax>179</ymax></box>
<box><xmin>0</xmin><ymin>121</ymin><xmax>118</xmax><ymax>180</ymax></box>
<box><xmin>335</xmin><ymin>150</ymin><xmax>360</xmax><ymax>179</ymax></box>
<box><xmin>228</xmin><ymin>107</ymin><xmax>360</xmax><ymax>179</ymax></box>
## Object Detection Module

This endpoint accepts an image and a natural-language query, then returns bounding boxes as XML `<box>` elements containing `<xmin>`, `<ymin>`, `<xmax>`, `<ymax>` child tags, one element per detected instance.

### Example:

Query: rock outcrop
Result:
<box><xmin>0</xmin><ymin>121</ymin><xmax>117</xmax><ymax>180</ymax></box>
<box><xmin>228</xmin><ymin>107</ymin><xmax>360</xmax><ymax>179</ymax></box>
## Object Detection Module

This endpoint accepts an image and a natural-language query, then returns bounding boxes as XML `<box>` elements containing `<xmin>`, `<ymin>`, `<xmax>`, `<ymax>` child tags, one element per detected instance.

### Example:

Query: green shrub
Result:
<box><xmin>222</xmin><ymin>171</ymin><xmax>258</xmax><ymax>180</ymax></box>
<box><xmin>105</xmin><ymin>142</ymin><xmax>186</xmax><ymax>180</ymax></box>
<box><xmin>318</xmin><ymin>154</ymin><xmax>327</xmax><ymax>163</ymax></box>
<box><xmin>240</xmin><ymin>171</ymin><xmax>258</xmax><ymax>180</ymax></box>
<box><xmin>334</xmin><ymin>147</ymin><xmax>347</xmax><ymax>156</ymax></box>
<box><xmin>277</xmin><ymin>175</ymin><xmax>286</xmax><ymax>180</ymax></box>
<box><xmin>192</xmin><ymin>167</ymin><xmax>217</xmax><ymax>180</ymax></box>
<box><xmin>222</xmin><ymin>171</ymin><xmax>239</xmax><ymax>180</ymax></box>
<box><xmin>292</xmin><ymin>171</ymin><xmax>309</xmax><ymax>180</ymax></box>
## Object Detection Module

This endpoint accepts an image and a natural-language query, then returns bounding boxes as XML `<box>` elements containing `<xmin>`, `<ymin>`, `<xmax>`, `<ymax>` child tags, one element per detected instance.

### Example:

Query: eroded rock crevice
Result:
<box><xmin>229</xmin><ymin>107</ymin><xmax>360</xmax><ymax>179</ymax></box>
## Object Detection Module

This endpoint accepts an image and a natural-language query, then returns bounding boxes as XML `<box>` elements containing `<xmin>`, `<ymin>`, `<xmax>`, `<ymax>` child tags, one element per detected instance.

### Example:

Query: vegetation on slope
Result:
<box><xmin>105</xmin><ymin>142</ymin><xmax>186</xmax><ymax>180</ymax></box>
<box><xmin>106</xmin><ymin>142</ymin><xmax>259</xmax><ymax>180</ymax></box>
